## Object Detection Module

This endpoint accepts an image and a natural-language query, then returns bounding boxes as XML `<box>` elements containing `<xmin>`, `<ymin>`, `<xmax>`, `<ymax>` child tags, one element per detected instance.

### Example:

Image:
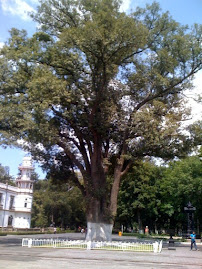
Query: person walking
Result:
<box><xmin>190</xmin><ymin>231</ymin><xmax>198</xmax><ymax>250</ymax></box>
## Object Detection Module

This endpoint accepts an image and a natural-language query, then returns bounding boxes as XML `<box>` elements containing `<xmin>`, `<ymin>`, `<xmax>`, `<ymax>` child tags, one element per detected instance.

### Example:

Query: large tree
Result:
<box><xmin>0</xmin><ymin>0</ymin><xmax>201</xmax><ymax>240</ymax></box>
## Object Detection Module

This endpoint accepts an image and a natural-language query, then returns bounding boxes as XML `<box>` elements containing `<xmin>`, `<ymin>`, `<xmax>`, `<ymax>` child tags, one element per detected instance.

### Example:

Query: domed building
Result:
<box><xmin>0</xmin><ymin>156</ymin><xmax>34</xmax><ymax>229</ymax></box>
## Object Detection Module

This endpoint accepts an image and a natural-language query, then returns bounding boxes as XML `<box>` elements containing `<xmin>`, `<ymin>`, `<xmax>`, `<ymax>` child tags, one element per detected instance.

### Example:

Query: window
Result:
<box><xmin>8</xmin><ymin>215</ymin><xmax>13</xmax><ymax>226</ymax></box>
<box><xmin>24</xmin><ymin>203</ymin><xmax>27</xmax><ymax>208</ymax></box>
<box><xmin>0</xmin><ymin>193</ymin><xmax>3</xmax><ymax>209</ymax></box>
<box><xmin>9</xmin><ymin>196</ymin><xmax>15</xmax><ymax>209</ymax></box>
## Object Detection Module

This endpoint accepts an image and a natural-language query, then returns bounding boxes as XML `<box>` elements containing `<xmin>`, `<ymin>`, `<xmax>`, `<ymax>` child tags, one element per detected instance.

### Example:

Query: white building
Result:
<box><xmin>0</xmin><ymin>156</ymin><xmax>34</xmax><ymax>229</ymax></box>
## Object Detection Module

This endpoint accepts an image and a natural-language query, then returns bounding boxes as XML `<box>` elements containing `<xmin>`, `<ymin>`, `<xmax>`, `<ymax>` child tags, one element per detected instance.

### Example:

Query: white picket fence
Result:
<box><xmin>22</xmin><ymin>238</ymin><xmax>162</xmax><ymax>253</ymax></box>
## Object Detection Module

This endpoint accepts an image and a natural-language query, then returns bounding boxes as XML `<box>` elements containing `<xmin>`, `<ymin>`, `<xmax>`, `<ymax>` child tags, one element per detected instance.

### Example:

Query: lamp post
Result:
<box><xmin>184</xmin><ymin>202</ymin><xmax>196</xmax><ymax>237</ymax></box>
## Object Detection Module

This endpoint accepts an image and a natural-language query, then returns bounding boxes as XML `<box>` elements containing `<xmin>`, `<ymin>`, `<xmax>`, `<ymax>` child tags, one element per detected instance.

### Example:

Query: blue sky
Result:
<box><xmin>0</xmin><ymin>0</ymin><xmax>201</xmax><ymax>178</ymax></box>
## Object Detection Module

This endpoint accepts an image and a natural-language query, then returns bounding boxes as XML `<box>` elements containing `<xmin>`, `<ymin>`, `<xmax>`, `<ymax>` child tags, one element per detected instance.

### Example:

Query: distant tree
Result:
<box><xmin>0</xmin><ymin>164</ymin><xmax>15</xmax><ymax>186</ymax></box>
<box><xmin>187</xmin><ymin>120</ymin><xmax>202</xmax><ymax>148</ymax></box>
<box><xmin>0</xmin><ymin>0</ymin><xmax>201</xmax><ymax>240</ymax></box>
<box><xmin>30</xmin><ymin>171</ymin><xmax>40</xmax><ymax>182</ymax></box>
<box><xmin>31</xmin><ymin>179</ymin><xmax>85</xmax><ymax>229</ymax></box>
<box><xmin>158</xmin><ymin>154</ymin><xmax>202</xmax><ymax>233</ymax></box>
<box><xmin>116</xmin><ymin>160</ymin><xmax>161</xmax><ymax>232</ymax></box>
<box><xmin>117</xmin><ymin>152</ymin><xmax>202</xmax><ymax>234</ymax></box>
<box><xmin>31</xmin><ymin>180</ymin><xmax>49</xmax><ymax>227</ymax></box>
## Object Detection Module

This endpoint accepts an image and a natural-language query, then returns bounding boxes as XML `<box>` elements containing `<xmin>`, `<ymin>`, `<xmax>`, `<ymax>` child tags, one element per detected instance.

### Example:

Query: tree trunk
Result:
<box><xmin>110</xmin><ymin>168</ymin><xmax>122</xmax><ymax>218</ymax></box>
<box><xmin>84</xmin><ymin>141</ymin><xmax>125</xmax><ymax>241</ymax></box>
<box><xmin>85</xmin><ymin>144</ymin><xmax>114</xmax><ymax>241</ymax></box>
<box><xmin>85</xmin><ymin>195</ymin><xmax>113</xmax><ymax>241</ymax></box>
<box><xmin>85</xmin><ymin>169</ymin><xmax>123</xmax><ymax>241</ymax></box>
<box><xmin>155</xmin><ymin>221</ymin><xmax>158</xmax><ymax>234</ymax></box>
<box><xmin>110</xmin><ymin>157</ymin><xmax>124</xmax><ymax>219</ymax></box>
<box><xmin>137</xmin><ymin>209</ymin><xmax>143</xmax><ymax>233</ymax></box>
<box><xmin>85</xmin><ymin>221</ymin><xmax>113</xmax><ymax>241</ymax></box>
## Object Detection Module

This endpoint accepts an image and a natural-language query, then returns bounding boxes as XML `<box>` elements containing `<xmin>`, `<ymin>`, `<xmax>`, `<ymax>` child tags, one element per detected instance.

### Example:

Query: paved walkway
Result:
<box><xmin>0</xmin><ymin>233</ymin><xmax>201</xmax><ymax>269</ymax></box>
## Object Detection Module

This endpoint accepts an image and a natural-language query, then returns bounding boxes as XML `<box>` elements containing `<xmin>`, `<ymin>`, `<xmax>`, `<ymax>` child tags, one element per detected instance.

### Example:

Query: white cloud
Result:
<box><xmin>184</xmin><ymin>70</ymin><xmax>202</xmax><ymax>123</ymax></box>
<box><xmin>29</xmin><ymin>0</ymin><xmax>39</xmax><ymax>3</ymax></box>
<box><xmin>119</xmin><ymin>0</ymin><xmax>154</xmax><ymax>13</ymax></box>
<box><xmin>190</xmin><ymin>71</ymin><xmax>202</xmax><ymax>120</ymax></box>
<box><xmin>0</xmin><ymin>42</ymin><xmax>4</xmax><ymax>48</ymax></box>
<box><xmin>0</xmin><ymin>0</ymin><xmax>35</xmax><ymax>21</ymax></box>
<box><xmin>193</xmin><ymin>70</ymin><xmax>202</xmax><ymax>93</ymax></box>
<box><xmin>120</xmin><ymin>0</ymin><xmax>131</xmax><ymax>12</ymax></box>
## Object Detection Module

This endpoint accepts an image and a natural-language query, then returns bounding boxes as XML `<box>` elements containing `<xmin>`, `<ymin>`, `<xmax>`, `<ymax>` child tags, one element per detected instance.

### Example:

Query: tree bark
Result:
<box><xmin>85</xmin><ymin>190</ymin><xmax>113</xmax><ymax>241</ymax></box>
<box><xmin>137</xmin><ymin>209</ymin><xmax>143</xmax><ymax>233</ymax></box>
<box><xmin>85</xmin><ymin>140</ymin><xmax>113</xmax><ymax>240</ymax></box>
<box><xmin>110</xmin><ymin>163</ymin><xmax>123</xmax><ymax>218</ymax></box>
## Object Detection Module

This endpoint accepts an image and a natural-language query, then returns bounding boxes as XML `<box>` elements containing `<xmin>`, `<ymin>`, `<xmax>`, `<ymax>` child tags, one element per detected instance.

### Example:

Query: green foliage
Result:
<box><xmin>158</xmin><ymin>154</ymin><xmax>202</xmax><ymax>229</ymax></box>
<box><xmin>117</xmin><ymin>160</ymin><xmax>160</xmax><ymax>229</ymax></box>
<box><xmin>31</xmin><ymin>179</ymin><xmax>86</xmax><ymax>229</ymax></box>
<box><xmin>116</xmin><ymin>154</ymin><xmax>202</xmax><ymax>232</ymax></box>
<box><xmin>0</xmin><ymin>232</ymin><xmax>7</xmax><ymax>236</ymax></box>
<box><xmin>0</xmin><ymin>163</ymin><xmax>15</xmax><ymax>186</ymax></box>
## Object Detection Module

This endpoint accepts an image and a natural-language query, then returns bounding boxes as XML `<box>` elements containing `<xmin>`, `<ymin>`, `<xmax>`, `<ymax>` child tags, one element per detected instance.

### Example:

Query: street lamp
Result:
<box><xmin>184</xmin><ymin>202</ymin><xmax>196</xmax><ymax>237</ymax></box>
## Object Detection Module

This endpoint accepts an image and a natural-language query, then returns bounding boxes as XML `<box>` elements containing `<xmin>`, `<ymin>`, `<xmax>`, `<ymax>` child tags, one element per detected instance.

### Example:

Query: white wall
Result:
<box><xmin>0</xmin><ymin>157</ymin><xmax>34</xmax><ymax>229</ymax></box>
<box><xmin>0</xmin><ymin>183</ymin><xmax>33</xmax><ymax>228</ymax></box>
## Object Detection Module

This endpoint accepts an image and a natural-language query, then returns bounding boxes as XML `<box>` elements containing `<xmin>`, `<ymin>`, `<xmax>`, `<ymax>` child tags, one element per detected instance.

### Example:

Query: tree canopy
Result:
<box><xmin>117</xmin><ymin>152</ymin><xmax>202</xmax><ymax>234</ymax></box>
<box><xmin>0</xmin><ymin>0</ymin><xmax>201</xmax><ymax>240</ymax></box>
<box><xmin>0</xmin><ymin>164</ymin><xmax>15</xmax><ymax>185</ymax></box>
<box><xmin>32</xmin><ymin>179</ymin><xmax>85</xmax><ymax>229</ymax></box>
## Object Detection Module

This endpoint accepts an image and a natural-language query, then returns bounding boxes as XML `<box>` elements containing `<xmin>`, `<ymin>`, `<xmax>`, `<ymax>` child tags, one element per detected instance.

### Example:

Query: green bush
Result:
<box><xmin>0</xmin><ymin>232</ymin><xmax>7</xmax><ymax>236</ymax></box>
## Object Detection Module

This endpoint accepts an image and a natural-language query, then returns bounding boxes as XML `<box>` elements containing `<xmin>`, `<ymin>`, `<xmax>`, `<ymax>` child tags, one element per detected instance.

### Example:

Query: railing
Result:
<box><xmin>22</xmin><ymin>239</ymin><xmax>162</xmax><ymax>253</ymax></box>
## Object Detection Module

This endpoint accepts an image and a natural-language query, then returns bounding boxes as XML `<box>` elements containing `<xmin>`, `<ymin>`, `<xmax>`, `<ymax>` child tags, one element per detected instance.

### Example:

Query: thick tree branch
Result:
<box><xmin>51</xmin><ymin>105</ymin><xmax>91</xmax><ymax>174</ymax></box>
<box><xmin>133</xmin><ymin>65</ymin><xmax>201</xmax><ymax>113</ymax></box>
<box><xmin>57</xmin><ymin>140</ymin><xmax>85</xmax><ymax>175</ymax></box>
<box><xmin>121</xmin><ymin>160</ymin><xmax>133</xmax><ymax>177</ymax></box>
<box><xmin>70</xmin><ymin>165</ymin><xmax>86</xmax><ymax>196</ymax></box>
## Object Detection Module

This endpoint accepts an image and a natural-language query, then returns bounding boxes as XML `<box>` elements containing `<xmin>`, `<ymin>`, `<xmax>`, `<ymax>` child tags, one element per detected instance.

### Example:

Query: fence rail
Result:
<box><xmin>22</xmin><ymin>238</ymin><xmax>162</xmax><ymax>253</ymax></box>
